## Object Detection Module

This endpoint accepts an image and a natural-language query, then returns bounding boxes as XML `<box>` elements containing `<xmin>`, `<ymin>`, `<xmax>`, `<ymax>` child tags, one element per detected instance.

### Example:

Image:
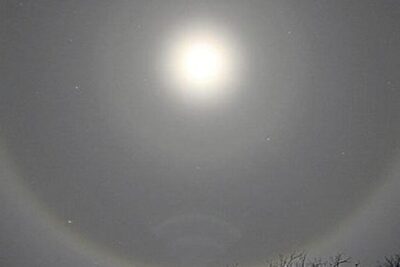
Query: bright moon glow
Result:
<box><xmin>165</xmin><ymin>29</ymin><xmax>237</xmax><ymax>105</ymax></box>
<box><xmin>179</xmin><ymin>40</ymin><xmax>226</xmax><ymax>87</ymax></box>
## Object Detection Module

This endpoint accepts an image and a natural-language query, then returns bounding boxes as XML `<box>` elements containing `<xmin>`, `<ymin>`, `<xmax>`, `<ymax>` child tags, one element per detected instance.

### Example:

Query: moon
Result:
<box><xmin>164</xmin><ymin>28</ymin><xmax>238</xmax><ymax>106</ymax></box>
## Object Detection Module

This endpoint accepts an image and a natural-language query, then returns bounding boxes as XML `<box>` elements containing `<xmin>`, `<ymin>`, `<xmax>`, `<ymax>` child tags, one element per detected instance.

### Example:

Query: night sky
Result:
<box><xmin>1</xmin><ymin>1</ymin><xmax>400</xmax><ymax>267</ymax></box>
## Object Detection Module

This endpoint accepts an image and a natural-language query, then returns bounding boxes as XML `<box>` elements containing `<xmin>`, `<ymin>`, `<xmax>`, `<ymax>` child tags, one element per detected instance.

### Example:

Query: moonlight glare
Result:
<box><xmin>163</xmin><ymin>27</ymin><xmax>240</xmax><ymax>107</ymax></box>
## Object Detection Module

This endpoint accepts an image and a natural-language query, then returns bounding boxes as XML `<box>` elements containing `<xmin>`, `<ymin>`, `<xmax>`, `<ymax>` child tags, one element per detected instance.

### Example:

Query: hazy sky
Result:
<box><xmin>1</xmin><ymin>1</ymin><xmax>399</xmax><ymax>267</ymax></box>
